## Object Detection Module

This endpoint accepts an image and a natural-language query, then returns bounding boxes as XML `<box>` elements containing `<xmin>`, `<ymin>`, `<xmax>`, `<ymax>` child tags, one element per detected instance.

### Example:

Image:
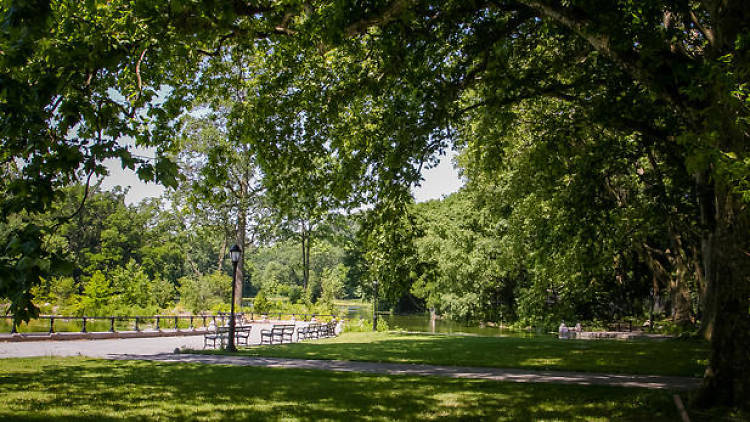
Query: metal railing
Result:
<box><xmin>2</xmin><ymin>312</ymin><xmax>337</xmax><ymax>334</ymax></box>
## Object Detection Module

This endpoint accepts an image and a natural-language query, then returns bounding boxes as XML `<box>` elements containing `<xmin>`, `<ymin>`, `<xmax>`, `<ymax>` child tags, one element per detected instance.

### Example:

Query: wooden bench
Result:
<box><xmin>235</xmin><ymin>325</ymin><xmax>252</xmax><ymax>346</ymax></box>
<box><xmin>296</xmin><ymin>324</ymin><xmax>311</xmax><ymax>341</ymax></box>
<box><xmin>297</xmin><ymin>321</ymin><xmax>338</xmax><ymax>341</ymax></box>
<box><xmin>260</xmin><ymin>324</ymin><xmax>295</xmax><ymax>345</ymax></box>
<box><xmin>321</xmin><ymin>321</ymin><xmax>335</xmax><ymax>338</ymax></box>
<box><xmin>203</xmin><ymin>325</ymin><xmax>252</xmax><ymax>349</ymax></box>
<box><xmin>297</xmin><ymin>323</ymin><xmax>321</xmax><ymax>341</ymax></box>
<box><xmin>310</xmin><ymin>323</ymin><xmax>322</xmax><ymax>339</ymax></box>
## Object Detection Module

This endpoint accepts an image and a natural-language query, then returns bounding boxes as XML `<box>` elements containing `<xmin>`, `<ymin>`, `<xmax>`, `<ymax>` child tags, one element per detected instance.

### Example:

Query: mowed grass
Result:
<box><xmin>0</xmin><ymin>356</ymin><xmax>679</xmax><ymax>421</ymax></box>
<box><xmin>204</xmin><ymin>332</ymin><xmax>709</xmax><ymax>377</ymax></box>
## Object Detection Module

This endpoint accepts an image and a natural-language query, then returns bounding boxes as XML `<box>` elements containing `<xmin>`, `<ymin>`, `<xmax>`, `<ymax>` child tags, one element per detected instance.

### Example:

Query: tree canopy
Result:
<box><xmin>1</xmin><ymin>0</ymin><xmax>749</xmax><ymax>408</ymax></box>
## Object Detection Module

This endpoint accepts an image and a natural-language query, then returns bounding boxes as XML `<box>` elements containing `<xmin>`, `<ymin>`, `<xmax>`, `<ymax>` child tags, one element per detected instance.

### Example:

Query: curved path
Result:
<box><xmin>111</xmin><ymin>353</ymin><xmax>700</xmax><ymax>391</ymax></box>
<box><xmin>0</xmin><ymin>335</ymin><xmax>700</xmax><ymax>391</ymax></box>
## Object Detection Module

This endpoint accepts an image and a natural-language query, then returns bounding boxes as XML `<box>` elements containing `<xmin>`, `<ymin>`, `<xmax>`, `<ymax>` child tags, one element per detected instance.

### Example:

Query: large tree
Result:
<box><xmin>1</xmin><ymin>0</ymin><xmax>748</xmax><ymax>408</ymax></box>
<box><xmin>454</xmin><ymin>95</ymin><xmax>700</xmax><ymax>328</ymax></box>
<box><xmin>176</xmin><ymin>52</ymin><xmax>269</xmax><ymax>307</ymax></box>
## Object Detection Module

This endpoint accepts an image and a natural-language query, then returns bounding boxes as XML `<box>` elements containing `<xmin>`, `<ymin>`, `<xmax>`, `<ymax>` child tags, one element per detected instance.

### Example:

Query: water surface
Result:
<box><xmin>344</xmin><ymin>305</ymin><xmax>538</xmax><ymax>338</ymax></box>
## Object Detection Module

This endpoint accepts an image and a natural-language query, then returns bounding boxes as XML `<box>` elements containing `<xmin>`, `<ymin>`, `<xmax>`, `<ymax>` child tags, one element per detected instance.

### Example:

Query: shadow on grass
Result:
<box><xmin>0</xmin><ymin>357</ymin><xmax>677</xmax><ymax>421</ymax></box>
<box><xmin>212</xmin><ymin>332</ymin><xmax>708</xmax><ymax>377</ymax></box>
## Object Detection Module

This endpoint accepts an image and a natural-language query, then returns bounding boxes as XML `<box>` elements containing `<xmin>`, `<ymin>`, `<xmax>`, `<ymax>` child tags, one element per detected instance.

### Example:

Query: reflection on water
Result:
<box><xmin>344</xmin><ymin>305</ymin><xmax>537</xmax><ymax>338</ymax></box>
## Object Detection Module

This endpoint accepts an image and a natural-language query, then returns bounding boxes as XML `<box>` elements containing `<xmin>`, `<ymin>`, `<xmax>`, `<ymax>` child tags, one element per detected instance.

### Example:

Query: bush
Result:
<box><xmin>78</xmin><ymin>271</ymin><xmax>113</xmax><ymax>316</ymax></box>
<box><xmin>253</xmin><ymin>289</ymin><xmax>271</xmax><ymax>314</ymax></box>
<box><xmin>42</xmin><ymin>276</ymin><xmax>79</xmax><ymax>312</ymax></box>
<box><xmin>178</xmin><ymin>272</ymin><xmax>231</xmax><ymax>313</ymax></box>
<box><xmin>150</xmin><ymin>277</ymin><xmax>177</xmax><ymax>309</ymax></box>
<box><xmin>344</xmin><ymin>318</ymin><xmax>390</xmax><ymax>333</ymax></box>
<box><xmin>286</xmin><ymin>285</ymin><xmax>303</xmax><ymax>304</ymax></box>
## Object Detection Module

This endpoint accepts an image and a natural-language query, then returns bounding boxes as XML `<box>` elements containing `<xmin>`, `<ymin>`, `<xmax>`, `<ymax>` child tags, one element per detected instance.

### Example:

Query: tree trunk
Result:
<box><xmin>644</xmin><ymin>148</ymin><xmax>697</xmax><ymax>328</ymax></box>
<box><xmin>301</xmin><ymin>221</ymin><xmax>308</xmax><ymax>292</ymax></box>
<box><xmin>695</xmin><ymin>175</ymin><xmax>750</xmax><ymax>409</ymax></box>
<box><xmin>235</xmin><ymin>207</ymin><xmax>246</xmax><ymax>310</ymax></box>
<box><xmin>668</xmin><ymin>246</ymin><xmax>694</xmax><ymax>328</ymax></box>
<box><xmin>217</xmin><ymin>236</ymin><xmax>227</xmax><ymax>272</ymax></box>
<box><xmin>306</xmin><ymin>223</ymin><xmax>311</xmax><ymax>291</ymax></box>
<box><xmin>669</xmin><ymin>275</ymin><xmax>692</xmax><ymax>327</ymax></box>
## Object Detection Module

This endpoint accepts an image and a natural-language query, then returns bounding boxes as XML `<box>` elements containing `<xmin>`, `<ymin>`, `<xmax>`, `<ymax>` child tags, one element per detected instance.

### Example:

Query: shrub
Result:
<box><xmin>178</xmin><ymin>272</ymin><xmax>231</xmax><ymax>313</ymax></box>
<box><xmin>286</xmin><ymin>285</ymin><xmax>303</xmax><ymax>304</ymax></box>
<box><xmin>344</xmin><ymin>318</ymin><xmax>390</xmax><ymax>333</ymax></box>
<box><xmin>253</xmin><ymin>289</ymin><xmax>271</xmax><ymax>314</ymax></box>
<box><xmin>78</xmin><ymin>271</ymin><xmax>113</xmax><ymax>315</ymax></box>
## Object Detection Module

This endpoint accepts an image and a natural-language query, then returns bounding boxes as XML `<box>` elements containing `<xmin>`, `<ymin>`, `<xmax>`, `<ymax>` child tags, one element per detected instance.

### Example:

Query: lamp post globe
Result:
<box><xmin>230</xmin><ymin>244</ymin><xmax>242</xmax><ymax>264</ymax></box>
<box><xmin>227</xmin><ymin>244</ymin><xmax>242</xmax><ymax>352</ymax></box>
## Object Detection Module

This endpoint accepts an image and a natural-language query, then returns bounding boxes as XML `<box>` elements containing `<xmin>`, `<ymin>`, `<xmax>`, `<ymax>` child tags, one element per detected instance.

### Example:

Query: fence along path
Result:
<box><xmin>1</xmin><ymin>313</ymin><xmax>336</xmax><ymax>342</ymax></box>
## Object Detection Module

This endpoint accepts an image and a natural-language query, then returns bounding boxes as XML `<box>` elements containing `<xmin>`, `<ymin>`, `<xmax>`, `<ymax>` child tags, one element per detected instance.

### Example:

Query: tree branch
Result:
<box><xmin>345</xmin><ymin>0</ymin><xmax>417</xmax><ymax>37</ymax></box>
<box><xmin>689</xmin><ymin>9</ymin><xmax>715</xmax><ymax>46</ymax></box>
<box><xmin>520</xmin><ymin>1</ymin><xmax>684</xmax><ymax>106</ymax></box>
<box><xmin>455</xmin><ymin>82</ymin><xmax>580</xmax><ymax>118</ymax></box>
<box><xmin>196</xmin><ymin>32</ymin><xmax>236</xmax><ymax>57</ymax></box>
<box><xmin>51</xmin><ymin>170</ymin><xmax>95</xmax><ymax>231</ymax></box>
<box><xmin>135</xmin><ymin>47</ymin><xmax>147</xmax><ymax>93</ymax></box>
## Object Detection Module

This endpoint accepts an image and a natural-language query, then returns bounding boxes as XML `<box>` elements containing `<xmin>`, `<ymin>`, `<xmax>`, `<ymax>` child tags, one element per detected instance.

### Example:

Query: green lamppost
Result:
<box><xmin>227</xmin><ymin>244</ymin><xmax>242</xmax><ymax>352</ymax></box>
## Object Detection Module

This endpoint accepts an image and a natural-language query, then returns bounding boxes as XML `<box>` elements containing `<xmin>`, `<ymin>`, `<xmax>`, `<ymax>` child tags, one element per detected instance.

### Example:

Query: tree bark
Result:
<box><xmin>695</xmin><ymin>175</ymin><xmax>750</xmax><ymax>409</ymax></box>
<box><xmin>235</xmin><ymin>207</ymin><xmax>247</xmax><ymax>310</ymax></box>
<box><xmin>217</xmin><ymin>236</ymin><xmax>227</xmax><ymax>272</ymax></box>
<box><xmin>696</xmin><ymin>171</ymin><xmax>717</xmax><ymax>340</ymax></box>
<box><xmin>669</xmin><ymin>275</ymin><xmax>692</xmax><ymax>326</ymax></box>
<box><xmin>306</xmin><ymin>222</ymin><xmax>311</xmax><ymax>292</ymax></box>
<box><xmin>667</xmin><ymin>242</ymin><xmax>695</xmax><ymax>328</ymax></box>
<box><xmin>301</xmin><ymin>221</ymin><xmax>308</xmax><ymax>291</ymax></box>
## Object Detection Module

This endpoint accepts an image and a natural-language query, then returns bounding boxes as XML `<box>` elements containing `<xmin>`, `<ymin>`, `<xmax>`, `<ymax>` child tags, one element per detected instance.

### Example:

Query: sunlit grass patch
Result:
<box><xmin>201</xmin><ymin>331</ymin><xmax>708</xmax><ymax>377</ymax></box>
<box><xmin>0</xmin><ymin>357</ymin><xmax>680</xmax><ymax>421</ymax></box>
<box><xmin>518</xmin><ymin>358</ymin><xmax>563</xmax><ymax>367</ymax></box>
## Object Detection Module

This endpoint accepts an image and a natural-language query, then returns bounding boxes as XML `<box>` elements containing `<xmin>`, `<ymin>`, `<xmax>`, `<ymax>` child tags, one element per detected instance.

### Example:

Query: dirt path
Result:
<box><xmin>109</xmin><ymin>353</ymin><xmax>701</xmax><ymax>391</ymax></box>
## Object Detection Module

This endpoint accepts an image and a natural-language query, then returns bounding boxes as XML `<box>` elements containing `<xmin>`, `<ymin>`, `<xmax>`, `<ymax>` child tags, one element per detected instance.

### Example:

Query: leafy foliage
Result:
<box><xmin>2</xmin><ymin>0</ymin><xmax>750</xmax><ymax>408</ymax></box>
<box><xmin>252</xmin><ymin>289</ymin><xmax>270</xmax><ymax>315</ymax></box>
<box><xmin>177</xmin><ymin>272</ymin><xmax>231</xmax><ymax>314</ymax></box>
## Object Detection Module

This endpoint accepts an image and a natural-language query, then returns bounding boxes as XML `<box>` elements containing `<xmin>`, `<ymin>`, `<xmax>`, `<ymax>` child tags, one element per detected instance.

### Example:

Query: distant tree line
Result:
<box><xmin>19</xmin><ymin>183</ymin><xmax>360</xmax><ymax>317</ymax></box>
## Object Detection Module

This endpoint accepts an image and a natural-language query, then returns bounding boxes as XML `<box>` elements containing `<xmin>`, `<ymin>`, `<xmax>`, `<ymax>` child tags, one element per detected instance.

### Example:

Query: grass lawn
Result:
<box><xmin>0</xmin><ymin>356</ymin><xmax>680</xmax><ymax>421</ymax></box>
<box><xmin>197</xmin><ymin>332</ymin><xmax>709</xmax><ymax>377</ymax></box>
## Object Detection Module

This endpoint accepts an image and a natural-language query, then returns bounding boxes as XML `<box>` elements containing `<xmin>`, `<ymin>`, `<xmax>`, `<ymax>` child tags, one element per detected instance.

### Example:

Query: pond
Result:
<box><xmin>344</xmin><ymin>304</ymin><xmax>539</xmax><ymax>337</ymax></box>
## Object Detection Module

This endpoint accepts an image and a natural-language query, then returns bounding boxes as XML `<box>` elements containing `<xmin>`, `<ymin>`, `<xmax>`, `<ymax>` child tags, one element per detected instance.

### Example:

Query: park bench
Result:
<box><xmin>296</xmin><ymin>324</ymin><xmax>311</xmax><ymax>341</ymax></box>
<box><xmin>316</xmin><ymin>321</ymin><xmax>336</xmax><ymax>338</ymax></box>
<box><xmin>235</xmin><ymin>325</ymin><xmax>252</xmax><ymax>346</ymax></box>
<box><xmin>310</xmin><ymin>323</ymin><xmax>322</xmax><ymax>339</ymax></box>
<box><xmin>297</xmin><ymin>323</ymin><xmax>322</xmax><ymax>341</ymax></box>
<box><xmin>318</xmin><ymin>322</ymin><xmax>330</xmax><ymax>338</ymax></box>
<box><xmin>203</xmin><ymin>325</ymin><xmax>252</xmax><ymax>349</ymax></box>
<box><xmin>322</xmin><ymin>321</ymin><xmax>336</xmax><ymax>337</ymax></box>
<box><xmin>260</xmin><ymin>324</ymin><xmax>295</xmax><ymax>345</ymax></box>
<box><xmin>296</xmin><ymin>321</ymin><xmax>338</xmax><ymax>341</ymax></box>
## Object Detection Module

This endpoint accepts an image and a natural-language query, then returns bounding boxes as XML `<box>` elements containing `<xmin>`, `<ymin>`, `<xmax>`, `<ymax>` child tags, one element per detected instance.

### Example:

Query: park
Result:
<box><xmin>1</xmin><ymin>1</ymin><xmax>749</xmax><ymax>420</ymax></box>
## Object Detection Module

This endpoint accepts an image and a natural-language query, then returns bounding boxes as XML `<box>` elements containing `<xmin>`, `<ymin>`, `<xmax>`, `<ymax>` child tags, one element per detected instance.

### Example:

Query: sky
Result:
<box><xmin>411</xmin><ymin>149</ymin><xmax>464</xmax><ymax>203</ymax></box>
<box><xmin>98</xmin><ymin>146</ymin><xmax>166</xmax><ymax>205</ymax></box>
<box><xmin>100</xmin><ymin>149</ymin><xmax>464</xmax><ymax>206</ymax></box>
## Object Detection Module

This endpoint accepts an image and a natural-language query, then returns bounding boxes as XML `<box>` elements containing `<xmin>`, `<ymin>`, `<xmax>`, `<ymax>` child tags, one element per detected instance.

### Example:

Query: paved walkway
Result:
<box><xmin>0</xmin><ymin>321</ymin><xmax>281</xmax><ymax>357</ymax></box>
<box><xmin>0</xmin><ymin>334</ymin><xmax>208</xmax><ymax>358</ymax></box>
<box><xmin>111</xmin><ymin>353</ymin><xmax>700</xmax><ymax>391</ymax></box>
